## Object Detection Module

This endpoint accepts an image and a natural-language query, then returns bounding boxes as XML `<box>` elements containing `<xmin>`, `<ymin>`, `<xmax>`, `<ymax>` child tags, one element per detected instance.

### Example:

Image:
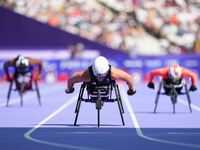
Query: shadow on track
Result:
<box><xmin>133</xmin><ymin>111</ymin><xmax>190</xmax><ymax>114</ymax></box>
<box><xmin>39</xmin><ymin>123</ymin><xmax>123</xmax><ymax>127</ymax></box>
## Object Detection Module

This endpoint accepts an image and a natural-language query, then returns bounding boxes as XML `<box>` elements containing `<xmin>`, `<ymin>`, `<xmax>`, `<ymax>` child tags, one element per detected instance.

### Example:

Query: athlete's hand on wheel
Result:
<box><xmin>127</xmin><ymin>89</ymin><xmax>136</xmax><ymax>96</ymax></box>
<box><xmin>65</xmin><ymin>87</ymin><xmax>74</xmax><ymax>94</ymax></box>
<box><xmin>147</xmin><ymin>82</ymin><xmax>155</xmax><ymax>89</ymax></box>
<box><xmin>189</xmin><ymin>85</ymin><xmax>197</xmax><ymax>91</ymax></box>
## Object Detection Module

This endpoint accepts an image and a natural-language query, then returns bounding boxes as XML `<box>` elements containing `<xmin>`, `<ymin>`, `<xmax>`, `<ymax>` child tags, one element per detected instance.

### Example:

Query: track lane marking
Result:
<box><xmin>178</xmin><ymin>98</ymin><xmax>200</xmax><ymax>112</ymax></box>
<box><xmin>0</xmin><ymin>84</ymin><xmax>64</xmax><ymax>107</ymax></box>
<box><xmin>24</xmin><ymin>92</ymin><xmax>104</xmax><ymax>150</ymax></box>
<box><xmin>120</xmin><ymin>84</ymin><xmax>200</xmax><ymax>149</ymax></box>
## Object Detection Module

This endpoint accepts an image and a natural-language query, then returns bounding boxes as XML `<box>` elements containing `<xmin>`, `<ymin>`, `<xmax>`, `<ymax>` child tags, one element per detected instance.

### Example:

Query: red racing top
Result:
<box><xmin>149</xmin><ymin>66</ymin><xmax>197</xmax><ymax>85</ymax></box>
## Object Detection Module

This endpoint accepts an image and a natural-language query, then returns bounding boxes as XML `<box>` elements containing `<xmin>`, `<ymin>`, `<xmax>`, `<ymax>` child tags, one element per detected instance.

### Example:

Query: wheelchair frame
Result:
<box><xmin>154</xmin><ymin>79</ymin><xmax>192</xmax><ymax>113</ymax></box>
<box><xmin>74</xmin><ymin>81</ymin><xmax>125</xmax><ymax>127</ymax></box>
<box><xmin>7</xmin><ymin>75</ymin><xmax>41</xmax><ymax>107</ymax></box>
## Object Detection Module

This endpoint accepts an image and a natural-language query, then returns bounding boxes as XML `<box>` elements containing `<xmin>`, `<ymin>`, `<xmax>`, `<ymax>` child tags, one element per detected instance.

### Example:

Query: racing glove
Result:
<box><xmin>127</xmin><ymin>89</ymin><xmax>136</xmax><ymax>96</ymax></box>
<box><xmin>147</xmin><ymin>82</ymin><xmax>155</xmax><ymax>89</ymax></box>
<box><xmin>189</xmin><ymin>85</ymin><xmax>197</xmax><ymax>91</ymax></box>
<box><xmin>65</xmin><ymin>87</ymin><xmax>75</xmax><ymax>94</ymax></box>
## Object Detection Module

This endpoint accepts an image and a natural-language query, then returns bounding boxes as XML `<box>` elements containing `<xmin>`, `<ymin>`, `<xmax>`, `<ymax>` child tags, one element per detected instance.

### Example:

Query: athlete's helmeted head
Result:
<box><xmin>92</xmin><ymin>56</ymin><xmax>109</xmax><ymax>77</ymax></box>
<box><xmin>15</xmin><ymin>55</ymin><xmax>29</xmax><ymax>72</ymax></box>
<box><xmin>168</xmin><ymin>63</ymin><xmax>182</xmax><ymax>82</ymax></box>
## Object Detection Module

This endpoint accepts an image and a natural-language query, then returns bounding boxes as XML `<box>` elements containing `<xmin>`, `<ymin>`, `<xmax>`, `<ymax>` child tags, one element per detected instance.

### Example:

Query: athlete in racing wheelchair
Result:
<box><xmin>65</xmin><ymin>56</ymin><xmax>136</xmax><ymax>127</ymax></box>
<box><xmin>147</xmin><ymin>63</ymin><xmax>197</xmax><ymax>113</ymax></box>
<box><xmin>4</xmin><ymin>55</ymin><xmax>43</xmax><ymax>106</ymax></box>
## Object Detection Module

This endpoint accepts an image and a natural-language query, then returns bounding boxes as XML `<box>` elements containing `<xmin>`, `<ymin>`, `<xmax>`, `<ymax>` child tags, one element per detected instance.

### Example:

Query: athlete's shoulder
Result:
<box><xmin>5</xmin><ymin>59</ymin><xmax>16</xmax><ymax>66</ymax></box>
<box><xmin>81</xmin><ymin>68</ymin><xmax>91</xmax><ymax>82</ymax></box>
<box><xmin>111</xmin><ymin>66</ymin><xmax>126</xmax><ymax>80</ymax></box>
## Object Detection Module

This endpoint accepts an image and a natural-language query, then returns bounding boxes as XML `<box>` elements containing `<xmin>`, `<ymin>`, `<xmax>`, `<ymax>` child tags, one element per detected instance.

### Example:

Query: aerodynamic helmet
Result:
<box><xmin>15</xmin><ymin>55</ymin><xmax>29</xmax><ymax>72</ymax></box>
<box><xmin>92</xmin><ymin>56</ymin><xmax>109</xmax><ymax>77</ymax></box>
<box><xmin>168</xmin><ymin>63</ymin><xmax>182</xmax><ymax>81</ymax></box>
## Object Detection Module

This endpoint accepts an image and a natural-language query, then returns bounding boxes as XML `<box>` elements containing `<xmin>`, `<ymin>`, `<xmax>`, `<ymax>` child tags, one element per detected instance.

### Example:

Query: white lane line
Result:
<box><xmin>178</xmin><ymin>98</ymin><xmax>200</xmax><ymax>112</ymax></box>
<box><xmin>0</xmin><ymin>84</ymin><xmax>64</xmax><ymax>107</ymax></box>
<box><xmin>120</xmin><ymin>84</ymin><xmax>200</xmax><ymax>149</ymax></box>
<box><xmin>24</xmin><ymin>93</ymin><xmax>104</xmax><ymax>150</ymax></box>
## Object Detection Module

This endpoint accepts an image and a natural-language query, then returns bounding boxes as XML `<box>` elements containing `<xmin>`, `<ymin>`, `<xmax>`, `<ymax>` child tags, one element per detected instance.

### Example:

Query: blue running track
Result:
<box><xmin>0</xmin><ymin>82</ymin><xmax>200</xmax><ymax>150</ymax></box>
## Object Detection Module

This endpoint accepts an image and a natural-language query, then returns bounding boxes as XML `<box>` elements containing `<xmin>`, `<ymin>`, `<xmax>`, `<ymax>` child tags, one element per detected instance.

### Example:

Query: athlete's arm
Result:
<box><xmin>149</xmin><ymin>67</ymin><xmax>168</xmax><ymax>82</ymax></box>
<box><xmin>29</xmin><ymin>58</ymin><xmax>43</xmax><ymax>79</ymax></box>
<box><xmin>111</xmin><ymin>67</ymin><xmax>134</xmax><ymax>90</ymax></box>
<box><xmin>66</xmin><ymin>68</ymin><xmax>90</xmax><ymax>93</ymax></box>
<box><xmin>3</xmin><ymin>59</ymin><xmax>15</xmax><ymax>81</ymax></box>
<box><xmin>147</xmin><ymin>67</ymin><xmax>168</xmax><ymax>89</ymax></box>
<box><xmin>182</xmin><ymin>68</ymin><xmax>197</xmax><ymax>85</ymax></box>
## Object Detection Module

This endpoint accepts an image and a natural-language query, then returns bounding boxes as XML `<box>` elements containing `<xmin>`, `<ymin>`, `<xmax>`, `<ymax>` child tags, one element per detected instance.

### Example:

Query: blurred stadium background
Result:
<box><xmin>1</xmin><ymin>1</ymin><xmax>200</xmax><ymax>150</ymax></box>
<box><xmin>0</xmin><ymin>0</ymin><xmax>200</xmax><ymax>83</ymax></box>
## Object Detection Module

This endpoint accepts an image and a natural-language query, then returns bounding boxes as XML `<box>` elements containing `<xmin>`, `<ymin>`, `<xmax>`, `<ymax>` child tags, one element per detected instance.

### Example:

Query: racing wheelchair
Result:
<box><xmin>153</xmin><ymin>79</ymin><xmax>192</xmax><ymax>113</ymax></box>
<box><xmin>74</xmin><ymin>81</ymin><xmax>125</xmax><ymax>127</ymax></box>
<box><xmin>7</xmin><ymin>73</ymin><xmax>41</xmax><ymax>107</ymax></box>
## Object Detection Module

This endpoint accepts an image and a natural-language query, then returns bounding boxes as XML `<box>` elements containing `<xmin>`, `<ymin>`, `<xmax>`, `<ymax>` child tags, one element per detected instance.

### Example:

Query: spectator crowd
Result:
<box><xmin>1</xmin><ymin>0</ymin><xmax>200</xmax><ymax>56</ymax></box>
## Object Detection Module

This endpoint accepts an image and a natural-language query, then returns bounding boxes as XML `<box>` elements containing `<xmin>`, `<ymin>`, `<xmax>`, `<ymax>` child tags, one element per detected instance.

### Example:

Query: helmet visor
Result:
<box><xmin>95</xmin><ymin>71</ymin><xmax>108</xmax><ymax>78</ymax></box>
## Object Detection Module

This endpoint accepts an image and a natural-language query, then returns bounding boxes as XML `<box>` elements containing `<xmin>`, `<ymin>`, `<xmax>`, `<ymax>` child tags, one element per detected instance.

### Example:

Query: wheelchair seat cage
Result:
<box><xmin>74</xmin><ymin>81</ymin><xmax>125</xmax><ymax>127</ymax></box>
<box><xmin>7</xmin><ymin>73</ymin><xmax>41</xmax><ymax>107</ymax></box>
<box><xmin>154</xmin><ymin>79</ymin><xmax>192</xmax><ymax>113</ymax></box>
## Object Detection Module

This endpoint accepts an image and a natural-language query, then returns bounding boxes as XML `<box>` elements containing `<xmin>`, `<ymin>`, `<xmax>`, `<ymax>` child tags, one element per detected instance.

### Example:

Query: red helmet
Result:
<box><xmin>168</xmin><ymin>63</ymin><xmax>182</xmax><ymax>81</ymax></box>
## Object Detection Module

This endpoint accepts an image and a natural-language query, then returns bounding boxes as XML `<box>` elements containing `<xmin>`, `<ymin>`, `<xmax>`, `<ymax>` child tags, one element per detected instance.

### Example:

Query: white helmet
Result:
<box><xmin>168</xmin><ymin>63</ymin><xmax>182</xmax><ymax>81</ymax></box>
<box><xmin>16</xmin><ymin>55</ymin><xmax>29</xmax><ymax>71</ymax></box>
<box><xmin>92</xmin><ymin>56</ymin><xmax>109</xmax><ymax>77</ymax></box>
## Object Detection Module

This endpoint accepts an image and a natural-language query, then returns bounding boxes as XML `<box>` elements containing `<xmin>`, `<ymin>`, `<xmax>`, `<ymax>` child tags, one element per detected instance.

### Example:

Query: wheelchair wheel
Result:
<box><xmin>74</xmin><ymin>95</ymin><xmax>83</xmax><ymax>126</ymax></box>
<box><xmin>96</xmin><ymin>89</ymin><xmax>102</xmax><ymax>110</ymax></box>
<box><xmin>153</xmin><ymin>81</ymin><xmax>162</xmax><ymax>113</ymax></box>
<box><xmin>116</xmin><ymin>84</ymin><xmax>124</xmax><ymax>113</ymax></box>
<box><xmin>19</xmin><ymin>84</ymin><xmax>24</xmax><ymax>107</ymax></box>
<box><xmin>184</xmin><ymin>83</ymin><xmax>192</xmax><ymax>113</ymax></box>
<box><xmin>96</xmin><ymin>89</ymin><xmax>101</xmax><ymax>127</ymax></box>
<box><xmin>113</xmin><ymin>82</ymin><xmax>125</xmax><ymax>125</ymax></box>
<box><xmin>170</xmin><ymin>85</ymin><xmax>177</xmax><ymax>114</ymax></box>
<box><xmin>98</xmin><ymin>109</ymin><xmax>100</xmax><ymax>127</ymax></box>
<box><xmin>171</xmin><ymin>91</ymin><xmax>177</xmax><ymax>104</ymax></box>
<box><xmin>75</xmin><ymin>83</ymin><xmax>85</xmax><ymax>113</ymax></box>
<box><xmin>7</xmin><ymin>80</ymin><xmax>14</xmax><ymax>107</ymax></box>
<box><xmin>34</xmin><ymin>80</ymin><xmax>41</xmax><ymax>106</ymax></box>
<box><xmin>74</xmin><ymin>83</ymin><xmax>86</xmax><ymax>126</ymax></box>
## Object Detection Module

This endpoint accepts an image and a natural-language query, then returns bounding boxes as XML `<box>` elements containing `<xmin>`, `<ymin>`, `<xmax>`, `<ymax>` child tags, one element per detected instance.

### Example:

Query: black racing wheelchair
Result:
<box><xmin>74</xmin><ymin>81</ymin><xmax>125</xmax><ymax>127</ymax></box>
<box><xmin>154</xmin><ymin>79</ymin><xmax>192</xmax><ymax>113</ymax></box>
<box><xmin>7</xmin><ymin>73</ymin><xmax>41</xmax><ymax>107</ymax></box>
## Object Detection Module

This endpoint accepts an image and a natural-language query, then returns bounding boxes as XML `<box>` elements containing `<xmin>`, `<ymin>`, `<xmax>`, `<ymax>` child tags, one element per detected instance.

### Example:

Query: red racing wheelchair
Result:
<box><xmin>7</xmin><ymin>72</ymin><xmax>41</xmax><ymax>107</ymax></box>
<box><xmin>154</xmin><ymin>79</ymin><xmax>192</xmax><ymax>114</ymax></box>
